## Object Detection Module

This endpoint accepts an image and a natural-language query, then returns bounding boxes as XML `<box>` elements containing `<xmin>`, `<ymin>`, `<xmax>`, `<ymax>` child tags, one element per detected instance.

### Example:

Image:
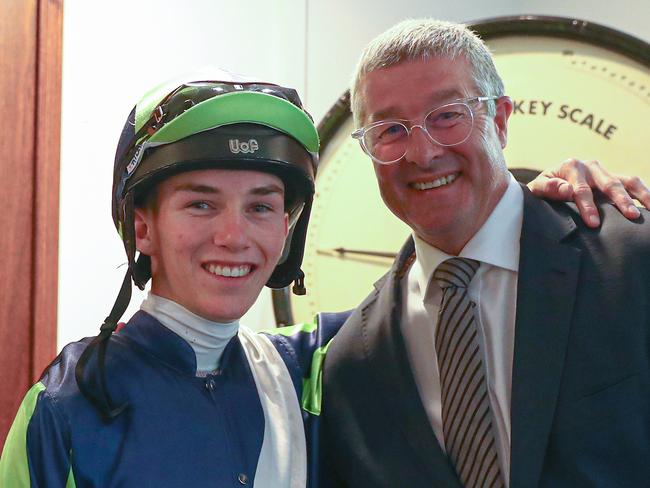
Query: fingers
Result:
<box><xmin>529</xmin><ymin>158</ymin><xmax>648</xmax><ymax>227</ymax></box>
<box><xmin>618</xmin><ymin>175</ymin><xmax>650</xmax><ymax>211</ymax></box>
<box><xmin>583</xmin><ymin>161</ymin><xmax>640</xmax><ymax>220</ymax></box>
<box><xmin>528</xmin><ymin>175</ymin><xmax>574</xmax><ymax>201</ymax></box>
<box><xmin>548</xmin><ymin>159</ymin><xmax>601</xmax><ymax>227</ymax></box>
<box><xmin>571</xmin><ymin>179</ymin><xmax>601</xmax><ymax>228</ymax></box>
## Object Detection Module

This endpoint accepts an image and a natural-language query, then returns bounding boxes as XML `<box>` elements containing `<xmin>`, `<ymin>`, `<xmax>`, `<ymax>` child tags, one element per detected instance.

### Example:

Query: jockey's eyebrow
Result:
<box><xmin>174</xmin><ymin>183</ymin><xmax>284</xmax><ymax>197</ymax></box>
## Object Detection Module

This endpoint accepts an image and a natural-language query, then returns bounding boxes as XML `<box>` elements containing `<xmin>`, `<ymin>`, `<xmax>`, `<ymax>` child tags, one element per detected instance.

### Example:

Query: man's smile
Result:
<box><xmin>410</xmin><ymin>172</ymin><xmax>459</xmax><ymax>191</ymax></box>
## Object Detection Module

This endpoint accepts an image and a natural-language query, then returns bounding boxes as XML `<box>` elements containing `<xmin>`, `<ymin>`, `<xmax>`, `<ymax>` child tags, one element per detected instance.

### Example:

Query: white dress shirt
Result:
<box><xmin>401</xmin><ymin>174</ymin><xmax>524</xmax><ymax>484</ymax></box>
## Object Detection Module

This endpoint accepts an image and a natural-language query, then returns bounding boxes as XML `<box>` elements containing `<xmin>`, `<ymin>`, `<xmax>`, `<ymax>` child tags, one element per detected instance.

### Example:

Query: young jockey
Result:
<box><xmin>0</xmin><ymin>71</ymin><xmax>339</xmax><ymax>487</ymax></box>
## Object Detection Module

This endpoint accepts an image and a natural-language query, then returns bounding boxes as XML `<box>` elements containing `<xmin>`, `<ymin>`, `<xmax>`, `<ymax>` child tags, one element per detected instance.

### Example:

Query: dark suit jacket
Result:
<box><xmin>321</xmin><ymin>188</ymin><xmax>650</xmax><ymax>487</ymax></box>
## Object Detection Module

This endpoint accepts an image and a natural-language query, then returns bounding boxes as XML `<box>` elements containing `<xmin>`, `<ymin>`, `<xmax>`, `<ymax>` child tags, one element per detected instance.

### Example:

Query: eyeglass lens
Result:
<box><xmin>363</xmin><ymin>102</ymin><xmax>474</xmax><ymax>163</ymax></box>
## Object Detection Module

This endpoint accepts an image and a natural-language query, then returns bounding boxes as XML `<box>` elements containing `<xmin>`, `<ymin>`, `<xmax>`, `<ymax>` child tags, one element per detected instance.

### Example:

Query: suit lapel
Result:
<box><xmin>510</xmin><ymin>189</ymin><xmax>582</xmax><ymax>488</ymax></box>
<box><xmin>362</xmin><ymin>238</ymin><xmax>462</xmax><ymax>486</ymax></box>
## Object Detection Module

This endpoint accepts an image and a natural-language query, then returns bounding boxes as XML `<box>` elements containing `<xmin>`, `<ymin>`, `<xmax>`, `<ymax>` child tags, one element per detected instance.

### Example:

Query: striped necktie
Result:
<box><xmin>433</xmin><ymin>258</ymin><xmax>505</xmax><ymax>488</ymax></box>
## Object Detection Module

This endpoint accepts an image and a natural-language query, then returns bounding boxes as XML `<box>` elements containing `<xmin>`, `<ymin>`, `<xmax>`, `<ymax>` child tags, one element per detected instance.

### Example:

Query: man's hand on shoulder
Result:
<box><xmin>528</xmin><ymin>158</ymin><xmax>650</xmax><ymax>228</ymax></box>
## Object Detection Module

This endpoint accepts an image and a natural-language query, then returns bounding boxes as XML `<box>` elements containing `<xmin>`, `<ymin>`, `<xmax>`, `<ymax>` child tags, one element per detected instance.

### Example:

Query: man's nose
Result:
<box><xmin>213</xmin><ymin>210</ymin><xmax>249</xmax><ymax>250</ymax></box>
<box><xmin>403</xmin><ymin>126</ymin><xmax>444</xmax><ymax>168</ymax></box>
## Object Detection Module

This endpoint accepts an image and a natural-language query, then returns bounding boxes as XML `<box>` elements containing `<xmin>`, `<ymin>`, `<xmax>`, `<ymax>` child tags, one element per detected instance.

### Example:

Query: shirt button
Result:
<box><xmin>238</xmin><ymin>473</ymin><xmax>248</xmax><ymax>485</ymax></box>
<box><xmin>205</xmin><ymin>378</ymin><xmax>216</xmax><ymax>391</ymax></box>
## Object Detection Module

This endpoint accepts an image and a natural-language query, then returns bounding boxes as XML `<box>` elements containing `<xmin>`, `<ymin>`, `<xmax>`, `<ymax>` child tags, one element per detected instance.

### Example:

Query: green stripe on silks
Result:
<box><xmin>302</xmin><ymin>339</ymin><xmax>334</xmax><ymax>416</ymax></box>
<box><xmin>0</xmin><ymin>383</ymin><xmax>77</xmax><ymax>488</ymax></box>
<box><xmin>265</xmin><ymin>322</ymin><xmax>317</xmax><ymax>337</ymax></box>
<box><xmin>0</xmin><ymin>383</ymin><xmax>46</xmax><ymax>485</ymax></box>
<box><xmin>66</xmin><ymin>463</ymin><xmax>76</xmax><ymax>488</ymax></box>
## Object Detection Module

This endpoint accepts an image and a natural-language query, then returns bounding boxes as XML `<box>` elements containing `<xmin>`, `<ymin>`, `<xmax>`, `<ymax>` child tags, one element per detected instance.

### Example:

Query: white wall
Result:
<box><xmin>306</xmin><ymin>0</ymin><xmax>650</xmax><ymax>121</ymax></box>
<box><xmin>58</xmin><ymin>0</ymin><xmax>307</xmax><ymax>346</ymax></box>
<box><xmin>58</xmin><ymin>0</ymin><xmax>650</xmax><ymax>348</ymax></box>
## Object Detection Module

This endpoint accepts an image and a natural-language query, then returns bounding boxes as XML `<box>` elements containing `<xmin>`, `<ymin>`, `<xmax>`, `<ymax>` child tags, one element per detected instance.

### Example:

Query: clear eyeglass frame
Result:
<box><xmin>351</xmin><ymin>95</ymin><xmax>500</xmax><ymax>164</ymax></box>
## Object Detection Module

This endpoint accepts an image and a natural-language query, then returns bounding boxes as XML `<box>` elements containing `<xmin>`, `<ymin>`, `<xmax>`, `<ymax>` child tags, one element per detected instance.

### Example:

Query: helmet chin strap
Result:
<box><xmin>75</xmin><ymin>268</ymin><xmax>133</xmax><ymax>421</ymax></box>
<box><xmin>75</xmin><ymin>193</ymin><xmax>150</xmax><ymax>421</ymax></box>
<box><xmin>122</xmin><ymin>191</ymin><xmax>150</xmax><ymax>289</ymax></box>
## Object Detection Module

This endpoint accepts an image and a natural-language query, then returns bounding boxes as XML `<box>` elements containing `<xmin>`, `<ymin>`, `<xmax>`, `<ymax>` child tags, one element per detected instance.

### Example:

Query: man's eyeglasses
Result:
<box><xmin>351</xmin><ymin>96</ymin><xmax>499</xmax><ymax>164</ymax></box>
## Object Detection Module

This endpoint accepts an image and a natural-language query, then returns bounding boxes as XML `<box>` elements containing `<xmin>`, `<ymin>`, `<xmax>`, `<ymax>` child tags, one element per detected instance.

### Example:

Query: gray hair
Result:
<box><xmin>350</xmin><ymin>18</ymin><xmax>505</xmax><ymax>127</ymax></box>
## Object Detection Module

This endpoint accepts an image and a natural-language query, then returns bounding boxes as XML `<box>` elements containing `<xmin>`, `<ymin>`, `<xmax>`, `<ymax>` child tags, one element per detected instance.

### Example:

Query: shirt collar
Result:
<box><xmin>141</xmin><ymin>293</ymin><xmax>239</xmax><ymax>373</ymax></box>
<box><xmin>413</xmin><ymin>173</ymin><xmax>523</xmax><ymax>298</ymax></box>
<box><xmin>117</xmin><ymin>311</ymin><xmax>199</xmax><ymax>375</ymax></box>
<box><xmin>117</xmin><ymin>309</ymin><xmax>241</xmax><ymax>376</ymax></box>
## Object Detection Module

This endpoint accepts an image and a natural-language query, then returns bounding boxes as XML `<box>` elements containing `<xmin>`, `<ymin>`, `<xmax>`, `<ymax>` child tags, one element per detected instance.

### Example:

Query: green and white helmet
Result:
<box><xmin>112</xmin><ymin>69</ymin><xmax>319</xmax><ymax>292</ymax></box>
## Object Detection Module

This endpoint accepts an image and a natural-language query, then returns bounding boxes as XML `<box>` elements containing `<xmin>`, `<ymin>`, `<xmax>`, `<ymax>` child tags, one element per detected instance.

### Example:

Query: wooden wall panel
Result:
<box><xmin>0</xmin><ymin>0</ymin><xmax>38</xmax><ymax>443</ymax></box>
<box><xmin>0</xmin><ymin>0</ymin><xmax>62</xmax><ymax>444</ymax></box>
<box><xmin>33</xmin><ymin>0</ymin><xmax>62</xmax><ymax>381</ymax></box>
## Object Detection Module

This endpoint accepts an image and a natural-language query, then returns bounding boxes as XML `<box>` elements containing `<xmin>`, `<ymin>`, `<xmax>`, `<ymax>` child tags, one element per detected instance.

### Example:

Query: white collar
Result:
<box><xmin>140</xmin><ymin>293</ymin><xmax>240</xmax><ymax>374</ymax></box>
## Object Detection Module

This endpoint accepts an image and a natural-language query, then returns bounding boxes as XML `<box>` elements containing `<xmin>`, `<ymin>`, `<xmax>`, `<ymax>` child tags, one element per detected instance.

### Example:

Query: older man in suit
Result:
<box><xmin>321</xmin><ymin>19</ymin><xmax>650</xmax><ymax>488</ymax></box>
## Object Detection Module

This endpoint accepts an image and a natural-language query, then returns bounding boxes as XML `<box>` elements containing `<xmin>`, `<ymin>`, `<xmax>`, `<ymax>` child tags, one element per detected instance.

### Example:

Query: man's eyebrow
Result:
<box><xmin>173</xmin><ymin>183</ymin><xmax>284</xmax><ymax>196</ymax></box>
<box><xmin>429</xmin><ymin>88</ymin><xmax>468</xmax><ymax>105</ymax></box>
<box><xmin>369</xmin><ymin>88</ymin><xmax>467</xmax><ymax>122</ymax></box>
<box><xmin>250</xmin><ymin>184</ymin><xmax>285</xmax><ymax>197</ymax></box>
<box><xmin>174</xmin><ymin>183</ymin><xmax>219</xmax><ymax>194</ymax></box>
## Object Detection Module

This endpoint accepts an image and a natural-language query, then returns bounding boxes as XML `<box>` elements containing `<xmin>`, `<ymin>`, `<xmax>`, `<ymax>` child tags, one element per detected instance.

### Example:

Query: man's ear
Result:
<box><xmin>134</xmin><ymin>207</ymin><xmax>155</xmax><ymax>256</ymax></box>
<box><xmin>493</xmin><ymin>96</ymin><xmax>513</xmax><ymax>149</ymax></box>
